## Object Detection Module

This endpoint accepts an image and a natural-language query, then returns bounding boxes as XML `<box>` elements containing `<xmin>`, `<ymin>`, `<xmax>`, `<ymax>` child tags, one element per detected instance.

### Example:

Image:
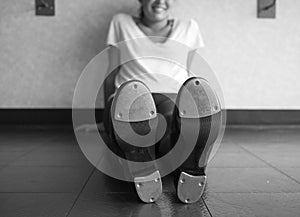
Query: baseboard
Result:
<box><xmin>226</xmin><ymin>110</ymin><xmax>300</xmax><ymax>125</ymax></box>
<box><xmin>0</xmin><ymin>109</ymin><xmax>299</xmax><ymax>125</ymax></box>
<box><xmin>0</xmin><ymin>109</ymin><xmax>103</xmax><ymax>125</ymax></box>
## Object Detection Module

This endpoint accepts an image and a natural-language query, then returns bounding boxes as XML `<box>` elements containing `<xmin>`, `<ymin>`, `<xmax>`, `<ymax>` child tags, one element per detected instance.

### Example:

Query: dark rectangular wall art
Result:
<box><xmin>36</xmin><ymin>0</ymin><xmax>55</xmax><ymax>16</ymax></box>
<box><xmin>257</xmin><ymin>0</ymin><xmax>276</xmax><ymax>18</ymax></box>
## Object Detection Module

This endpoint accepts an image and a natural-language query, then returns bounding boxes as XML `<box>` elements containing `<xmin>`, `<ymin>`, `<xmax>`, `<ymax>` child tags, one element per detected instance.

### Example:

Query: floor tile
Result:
<box><xmin>0</xmin><ymin>166</ymin><xmax>93</xmax><ymax>193</ymax></box>
<box><xmin>0</xmin><ymin>129</ymin><xmax>57</xmax><ymax>152</ymax></box>
<box><xmin>0</xmin><ymin>193</ymin><xmax>76</xmax><ymax>217</ymax></box>
<box><xmin>240</xmin><ymin>142</ymin><xmax>300</xmax><ymax>153</ymax></box>
<box><xmin>230</xmin><ymin>127</ymin><xmax>300</xmax><ymax>145</ymax></box>
<box><xmin>213</xmin><ymin>142</ymin><xmax>245</xmax><ymax>153</ymax></box>
<box><xmin>0</xmin><ymin>143</ymin><xmax>38</xmax><ymax>153</ymax></box>
<box><xmin>204</xmin><ymin>193</ymin><xmax>300</xmax><ymax>217</ymax></box>
<box><xmin>35</xmin><ymin>136</ymin><xmax>82</xmax><ymax>153</ymax></box>
<box><xmin>11</xmin><ymin>150</ymin><xmax>92</xmax><ymax>167</ymax></box>
<box><xmin>208</xmin><ymin>152</ymin><xmax>268</xmax><ymax>168</ymax></box>
<box><xmin>278</xmin><ymin>168</ymin><xmax>300</xmax><ymax>183</ymax></box>
<box><xmin>81</xmin><ymin>170</ymin><xmax>134</xmax><ymax>195</ymax></box>
<box><xmin>81</xmin><ymin>170</ymin><xmax>176</xmax><ymax>196</ymax></box>
<box><xmin>37</xmin><ymin>144</ymin><xmax>82</xmax><ymax>153</ymax></box>
<box><xmin>0</xmin><ymin>152</ymin><xmax>27</xmax><ymax>165</ymax></box>
<box><xmin>249</xmin><ymin>152</ymin><xmax>300</xmax><ymax>168</ymax></box>
<box><xmin>69</xmin><ymin>192</ymin><xmax>210</xmax><ymax>217</ymax></box>
<box><xmin>1</xmin><ymin>125</ymin><xmax>300</xmax><ymax>216</ymax></box>
<box><xmin>206</xmin><ymin>168</ymin><xmax>300</xmax><ymax>193</ymax></box>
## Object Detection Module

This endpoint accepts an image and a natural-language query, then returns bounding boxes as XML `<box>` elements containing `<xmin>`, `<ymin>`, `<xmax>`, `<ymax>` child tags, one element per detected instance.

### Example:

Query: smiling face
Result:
<box><xmin>139</xmin><ymin>0</ymin><xmax>175</xmax><ymax>22</ymax></box>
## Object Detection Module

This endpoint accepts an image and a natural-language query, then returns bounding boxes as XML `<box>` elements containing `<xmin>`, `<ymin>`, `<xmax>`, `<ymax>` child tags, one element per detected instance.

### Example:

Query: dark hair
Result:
<box><xmin>139</xmin><ymin>5</ymin><xmax>144</xmax><ymax>18</ymax></box>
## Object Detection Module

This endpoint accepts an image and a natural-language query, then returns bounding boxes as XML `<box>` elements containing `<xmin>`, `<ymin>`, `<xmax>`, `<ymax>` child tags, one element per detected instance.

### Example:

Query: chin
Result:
<box><xmin>151</xmin><ymin>13</ymin><xmax>168</xmax><ymax>21</ymax></box>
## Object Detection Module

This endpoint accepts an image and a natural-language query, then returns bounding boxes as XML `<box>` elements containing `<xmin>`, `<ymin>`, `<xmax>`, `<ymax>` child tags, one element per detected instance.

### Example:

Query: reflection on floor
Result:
<box><xmin>0</xmin><ymin>125</ymin><xmax>300</xmax><ymax>217</ymax></box>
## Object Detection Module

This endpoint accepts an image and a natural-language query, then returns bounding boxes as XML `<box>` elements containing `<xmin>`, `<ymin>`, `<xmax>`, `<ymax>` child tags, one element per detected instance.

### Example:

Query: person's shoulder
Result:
<box><xmin>189</xmin><ymin>19</ymin><xmax>200</xmax><ymax>28</ymax></box>
<box><xmin>111</xmin><ymin>13</ymin><xmax>132</xmax><ymax>23</ymax></box>
<box><xmin>174</xmin><ymin>18</ymin><xmax>199</xmax><ymax>30</ymax></box>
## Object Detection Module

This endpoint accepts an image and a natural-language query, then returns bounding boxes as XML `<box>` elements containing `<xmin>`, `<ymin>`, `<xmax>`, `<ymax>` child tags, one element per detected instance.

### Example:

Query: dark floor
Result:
<box><xmin>0</xmin><ymin>125</ymin><xmax>300</xmax><ymax>217</ymax></box>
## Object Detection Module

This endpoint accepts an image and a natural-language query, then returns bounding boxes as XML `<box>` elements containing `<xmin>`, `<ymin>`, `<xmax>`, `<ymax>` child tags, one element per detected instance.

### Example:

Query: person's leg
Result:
<box><xmin>173</xmin><ymin>77</ymin><xmax>222</xmax><ymax>203</ymax></box>
<box><xmin>104</xmin><ymin>80</ymin><xmax>162</xmax><ymax>203</ymax></box>
<box><xmin>151</xmin><ymin>93</ymin><xmax>177</xmax><ymax>157</ymax></box>
<box><xmin>103</xmin><ymin>93</ymin><xmax>125</xmax><ymax>156</ymax></box>
<box><xmin>103</xmin><ymin>94</ymin><xmax>113</xmax><ymax>138</ymax></box>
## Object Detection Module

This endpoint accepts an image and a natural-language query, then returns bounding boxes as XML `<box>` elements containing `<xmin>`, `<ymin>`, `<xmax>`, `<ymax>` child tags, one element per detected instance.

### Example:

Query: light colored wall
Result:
<box><xmin>0</xmin><ymin>0</ymin><xmax>299</xmax><ymax>109</ymax></box>
<box><xmin>0</xmin><ymin>0</ymin><xmax>137</xmax><ymax>108</ymax></box>
<box><xmin>181</xmin><ymin>0</ymin><xmax>300</xmax><ymax>109</ymax></box>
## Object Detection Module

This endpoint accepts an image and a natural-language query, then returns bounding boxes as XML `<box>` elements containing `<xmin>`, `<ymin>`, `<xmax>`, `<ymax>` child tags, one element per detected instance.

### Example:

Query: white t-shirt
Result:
<box><xmin>106</xmin><ymin>13</ymin><xmax>204</xmax><ymax>93</ymax></box>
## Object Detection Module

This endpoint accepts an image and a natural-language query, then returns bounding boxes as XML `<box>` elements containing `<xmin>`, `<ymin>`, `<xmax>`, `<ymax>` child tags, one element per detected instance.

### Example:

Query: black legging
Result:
<box><xmin>103</xmin><ymin>91</ymin><xmax>221</xmax><ymax>171</ymax></box>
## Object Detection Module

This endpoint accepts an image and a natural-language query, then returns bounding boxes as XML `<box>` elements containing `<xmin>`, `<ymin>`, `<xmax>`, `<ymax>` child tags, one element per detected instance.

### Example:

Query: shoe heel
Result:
<box><xmin>177</xmin><ymin>172</ymin><xmax>206</xmax><ymax>204</ymax></box>
<box><xmin>134</xmin><ymin>170</ymin><xmax>162</xmax><ymax>203</ymax></box>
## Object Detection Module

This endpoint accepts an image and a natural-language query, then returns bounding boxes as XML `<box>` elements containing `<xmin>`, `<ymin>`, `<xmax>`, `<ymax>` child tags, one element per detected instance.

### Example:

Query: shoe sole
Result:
<box><xmin>111</xmin><ymin>80</ymin><xmax>162</xmax><ymax>203</ymax></box>
<box><xmin>176</xmin><ymin>77</ymin><xmax>221</xmax><ymax>204</ymax></box>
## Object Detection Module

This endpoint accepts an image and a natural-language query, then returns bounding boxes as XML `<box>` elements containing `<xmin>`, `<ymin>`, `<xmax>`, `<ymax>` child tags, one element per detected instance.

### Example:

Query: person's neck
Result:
<box><xmin>140</xmin><ymin>17</ymin><xmax>169</xmax><ymax>31</ymax></box>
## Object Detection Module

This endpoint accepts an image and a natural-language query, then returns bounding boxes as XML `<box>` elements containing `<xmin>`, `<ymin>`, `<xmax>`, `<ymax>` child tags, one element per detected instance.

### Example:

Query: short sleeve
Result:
<box><xmin>106</xmin><ymin>15</ymin><xmax>121</xmax><ymax>46</ymax></box>
<box><xmin>189</xmin><ymin>19</ymin><xmax>205</xmax><ymax>49</ymax></box>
